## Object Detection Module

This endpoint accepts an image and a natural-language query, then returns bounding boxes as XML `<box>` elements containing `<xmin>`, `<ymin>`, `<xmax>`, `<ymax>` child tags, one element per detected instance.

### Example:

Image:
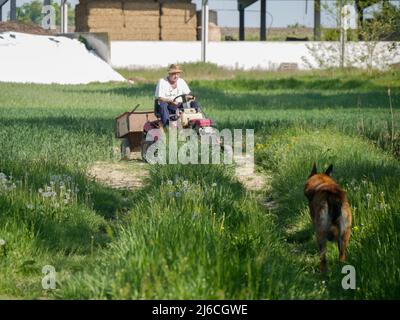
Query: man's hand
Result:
<box><xmin>169</xmin><ymin>100</ymin><xmax>179</xmax><ymax>106</ymax></box>
<box><xmin>185</xmin><ymin>95</ymin><xmax>195</xmax><ymax>100</ymax></box>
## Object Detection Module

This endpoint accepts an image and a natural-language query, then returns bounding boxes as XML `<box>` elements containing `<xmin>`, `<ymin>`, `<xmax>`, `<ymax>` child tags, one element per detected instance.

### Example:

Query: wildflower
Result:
<box><xmin>182</xmin><ymin>180</ymin><xmax>189</xmax><ymax>187</ymax></box>
<box><xmin>353</xmin><ymin>226</ymin><xmax>360</xmax><ymax>232</ymax></box>
<box><xmin>26</xmin><ymin>204</ymin><xmax>34</xmax><ymax>210</ymax></box>
<box><xmin>0</xmin><ymin>173</ymin><xmax>6</xmax><ymax>181</ymax></box>
<box><xmin>167</xmin><ymin>180</ymin><xmax>173</xmax><ymax>185</ymax></box>
<box><xmin>212</xmin><ymin>182</ymin><xmax>217</xmax><ymax>187</ymax></box>
<box><xmin>0</xmin><ymin>239</ymin><xmax>5</xmax><ymax>246</ymax></box>
<box><xmin>175</xmin><ymin>192</ymin><xmax>181</xmax><ymax>198</ymax></box>
<box><xmin>366</xmin><ymin>193</ymin><xmax>372</xmax><ymax>200</ymax></box>
<box><xmin>38</xmin><ymin>188</ymin><xmax>43</xmax><ymax>194</ymax></box>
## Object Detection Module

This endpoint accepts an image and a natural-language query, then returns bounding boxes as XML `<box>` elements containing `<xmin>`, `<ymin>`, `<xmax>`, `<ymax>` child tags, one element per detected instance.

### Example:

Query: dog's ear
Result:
<box><xmin>308</xmin><ymin>163</ymin><xmax>317</xmax><ymax>178</ymax></box>
<box><xmin>325</xmin><ymin>164</ymin><xmax>333</xmax><ymax>176</ymax></box>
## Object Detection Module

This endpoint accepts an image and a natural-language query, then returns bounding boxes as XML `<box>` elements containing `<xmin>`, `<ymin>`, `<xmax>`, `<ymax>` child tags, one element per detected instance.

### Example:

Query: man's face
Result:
<box><xmin>168</xmin><ymin>72</ymin><xmax>180</xmax><ymax>84</ymax></box>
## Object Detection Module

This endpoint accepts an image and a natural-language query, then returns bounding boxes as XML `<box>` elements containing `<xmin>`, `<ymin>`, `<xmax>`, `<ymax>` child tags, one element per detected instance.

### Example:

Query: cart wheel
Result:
<box><xmin>121</xmin><ymin>137</ymin><xmax>131</xmax><ymax>160</ymax></box>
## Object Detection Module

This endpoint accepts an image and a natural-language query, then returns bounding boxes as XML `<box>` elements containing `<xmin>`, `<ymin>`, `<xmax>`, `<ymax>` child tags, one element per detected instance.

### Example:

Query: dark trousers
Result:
<box><xmin>157</xmin><ymin>101</ymin><xmax>201</xmax><ymax>126</ymax></box>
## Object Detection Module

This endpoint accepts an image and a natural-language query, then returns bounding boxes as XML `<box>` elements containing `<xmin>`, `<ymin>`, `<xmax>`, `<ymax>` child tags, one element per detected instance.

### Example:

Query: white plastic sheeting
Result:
<box><xmin>0</xmin><ymin>32</ymin><xmax>125</xmax><ymax>84</ymax></box>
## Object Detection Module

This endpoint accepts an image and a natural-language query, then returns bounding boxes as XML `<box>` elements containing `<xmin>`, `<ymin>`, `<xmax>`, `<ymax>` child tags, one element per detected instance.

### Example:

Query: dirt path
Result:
<box><xmin>233</xmin><ymin>154</ymin><xmax>279</xmax><ymax>210</ymax></box>
<box><xmin>87</xmin><ymin>156</ymin><xmax>149</xmax><ymax>190</ymax></box>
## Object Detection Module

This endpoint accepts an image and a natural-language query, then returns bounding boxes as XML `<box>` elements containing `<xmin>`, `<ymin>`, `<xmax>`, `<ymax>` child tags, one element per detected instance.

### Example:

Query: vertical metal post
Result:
<box><xmin>239</xmin><ymin>5</ymin><xmax>245</xmax><ymax>41</ymax></box>
<box><xmin>260</xmin><ymin>0</ymin><xmax>266</xmax><ymax>41</ymax></box>
<box><xmin>201</xmin><ymin>0</ymin><xmax>209</xmax><ymax>63</ymax></box>
<box><xmin>61</xmin><ymin>0</ymin><xmax>68</xmax><ymax>33</ymax></box>
<box><xmin>314</xmin><ymin>0</ymin><xmax>321</xmax><ymax>40</ymax></box>
<box><xmin>10</xmin><ymin>0</ymin><xmax>16</xmax><ymax>20</ymax></box>
<box><xmin>340</xmin><ymin>0</ymin><xmax>345</xmax><ymax>68</ymax></box>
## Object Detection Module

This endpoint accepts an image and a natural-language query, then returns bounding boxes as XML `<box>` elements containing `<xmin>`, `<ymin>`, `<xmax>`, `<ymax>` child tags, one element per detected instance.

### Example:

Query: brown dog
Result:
<box><xmin>304</xmin><ymin>164</ymin><xmax>352</xmax><ymax>273</ymax></box>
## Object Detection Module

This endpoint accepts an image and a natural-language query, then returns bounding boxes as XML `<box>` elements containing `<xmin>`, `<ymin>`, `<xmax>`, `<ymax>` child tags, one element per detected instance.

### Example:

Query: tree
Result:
<box><xmin>16</xmin><ymin>0</ymin><xmax>75</xmax><ymax>28</ymax></box>
<box><xmin>302</xmin><ymin>0</ymin><xmax>400</xmax><ymax>72</ymax></box>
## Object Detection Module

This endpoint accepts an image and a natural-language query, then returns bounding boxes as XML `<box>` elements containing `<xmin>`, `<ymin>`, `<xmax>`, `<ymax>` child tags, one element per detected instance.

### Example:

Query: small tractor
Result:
<box><xmin>115</xmin><ymin>95</ymin><xmax>219</xmax><ymax>162</ymax></box>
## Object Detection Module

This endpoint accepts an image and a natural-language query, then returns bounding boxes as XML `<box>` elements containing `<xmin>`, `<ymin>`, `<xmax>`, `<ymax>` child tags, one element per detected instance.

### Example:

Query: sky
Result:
<box><xmin>1</xmin><ymin>0</ymin><xmax>399</xmax><ymax>28</ymax></box>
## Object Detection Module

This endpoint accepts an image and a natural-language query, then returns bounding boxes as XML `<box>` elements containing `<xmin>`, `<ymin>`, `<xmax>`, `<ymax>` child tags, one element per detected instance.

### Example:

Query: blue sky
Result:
<box><xmin>1</xmin><ymin>0</ymin><xmax>399</xmax><ymax>28</ymax></box>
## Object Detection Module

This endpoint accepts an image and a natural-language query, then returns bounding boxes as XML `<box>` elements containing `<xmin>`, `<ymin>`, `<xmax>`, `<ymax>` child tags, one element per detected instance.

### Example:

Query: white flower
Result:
<box><xmin>175</xmin><ymin>192</ymin><xmax>181</xmax><ymax>198</ymax></box>
<box><xmin>167</xmin><ymin>180</ymin><xmax>173</xmax><ymax>185</ymax></box>
<box><xmin>0</xmin><ymin>239</ymin><xmax>6</xmax><ymax>246</ymax></box>
<box><xmin>212</xmin><ymin>182</ymin><xmax>217</xmax><ymax>187</ymax></box>
<box><xmin>38</xmin><ymin>188</ymin><xmax>43</xmax><ymax>194</ymax></box>
<box><xmin>0</xmin><ymin>173</ymin><xmax>7</xmax><ymax>181</ymax></box>
<box><xmin>26</xmin><ymin>204</ymin><xmax>34</xmax><ymax>210</ymax></box>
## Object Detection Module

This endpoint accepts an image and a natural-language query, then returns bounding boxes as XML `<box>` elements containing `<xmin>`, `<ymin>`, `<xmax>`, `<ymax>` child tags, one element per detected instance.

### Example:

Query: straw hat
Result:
<box><xmin>167</xmin><ymin>64</ymin><xmax>183</xmax><ymax>74</ymax></box>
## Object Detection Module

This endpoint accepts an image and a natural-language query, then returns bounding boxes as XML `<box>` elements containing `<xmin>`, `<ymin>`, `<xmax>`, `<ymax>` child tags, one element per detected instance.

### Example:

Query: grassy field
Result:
<box><xmin>0</xmin><ymin>65</ymin><xmax>399</xmax><ymax>299</ymax></box>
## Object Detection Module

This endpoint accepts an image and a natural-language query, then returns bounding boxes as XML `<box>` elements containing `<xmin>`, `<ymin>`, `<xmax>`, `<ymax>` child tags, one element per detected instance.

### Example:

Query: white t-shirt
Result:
<box><xmin>154</xmin><ymin>77</ymin><xmax>191</xmax><ymax>103</ymax></box>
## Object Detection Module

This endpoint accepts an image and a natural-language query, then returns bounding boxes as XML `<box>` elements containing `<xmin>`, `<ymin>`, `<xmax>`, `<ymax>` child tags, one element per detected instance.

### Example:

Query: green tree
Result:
<box><xmin>16</xmin><ymin>0</ymin><xmax>75</xmax><ymax>28</ymax></box>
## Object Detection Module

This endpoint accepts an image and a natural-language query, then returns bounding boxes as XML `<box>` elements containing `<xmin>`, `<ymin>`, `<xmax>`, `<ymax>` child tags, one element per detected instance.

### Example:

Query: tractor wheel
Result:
<box><xmin>121</xmin><ymin>137</ymin><xmax>131</xmax><ymax>160</ymax></box>
<box><xmin>141</xmin><ymin>140</ymin><xmax>154</xmax><ymax>163</ymax></box>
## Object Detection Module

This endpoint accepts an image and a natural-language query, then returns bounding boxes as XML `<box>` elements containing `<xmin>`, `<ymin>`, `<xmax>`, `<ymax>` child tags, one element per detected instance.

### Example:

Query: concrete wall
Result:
<box><xmin>110</xmin><ymin>41</ymin><xmax>400</xmax><ymax>70</ymax></box>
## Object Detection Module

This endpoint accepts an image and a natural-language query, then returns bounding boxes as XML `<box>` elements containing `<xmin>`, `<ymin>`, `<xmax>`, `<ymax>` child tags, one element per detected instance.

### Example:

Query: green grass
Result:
<box><xmin>0</xmin><ymin>65</ymin><xmax>399</xmax><ymax>299</ymax></box>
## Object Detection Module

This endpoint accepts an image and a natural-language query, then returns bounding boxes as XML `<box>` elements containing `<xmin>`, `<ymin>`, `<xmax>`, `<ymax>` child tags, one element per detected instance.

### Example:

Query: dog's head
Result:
<box><xmin>308</xmin><ymin>163</ymin><xmax>333</xmax><ymax>179</ymax></box>
<box><xmin>304</xmin><ymin>163</ymin><xmax>334</xmax><ymax>201</ymax></box>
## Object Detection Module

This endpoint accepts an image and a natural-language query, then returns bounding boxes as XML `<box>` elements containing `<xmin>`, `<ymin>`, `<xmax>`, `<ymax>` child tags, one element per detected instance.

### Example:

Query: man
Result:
<box><xmin>154</xmin><ymin>64</ymin><xmax>201</xmax><ymax>127</ymax></box>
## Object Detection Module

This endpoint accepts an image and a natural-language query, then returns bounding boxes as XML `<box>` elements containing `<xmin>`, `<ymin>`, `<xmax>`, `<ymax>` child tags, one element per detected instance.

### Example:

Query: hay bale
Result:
<box><xmin>124</xmin><ymin>15</ymin><xmax>159</xmax><ymax>25</ymax></box>
<box><xmin>111</xmin><ymin>31</ymin><xmax>160</xmax><ymax>41</ymax></box>
<box><xmin>197</xmin><ymin>22</ymin><xmax>221</xmax><ymax>41</ymax></box>
<box><xmin>161</xmin><ymin>33</ymin><xmax>197</xmax><ymax>41</ymax></box>
<box><xmin>87</xmin><ymin>1</ymin><xmax>123</xmax><ymax>15</ymax></box>
<box><xmin>123</xmin><ymin>1</ymin><xmax>159</xmax><ymax>15</ymax></box>
<box><xmin>160</xmin><ymin>15</ymin><xmax>196</xmax><ymax>25</ymax></box>
<box><xmin>161</xmin><ymin>3</ymin><xmax>196</xmax><ymax>16</ymax></box>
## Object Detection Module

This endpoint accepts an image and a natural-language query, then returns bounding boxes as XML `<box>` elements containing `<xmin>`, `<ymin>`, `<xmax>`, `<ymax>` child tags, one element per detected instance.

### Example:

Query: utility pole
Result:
<box><xmin>201</xmin><ymin>0</ymin><xmax>209</xmax><ymax>62</ymax></box>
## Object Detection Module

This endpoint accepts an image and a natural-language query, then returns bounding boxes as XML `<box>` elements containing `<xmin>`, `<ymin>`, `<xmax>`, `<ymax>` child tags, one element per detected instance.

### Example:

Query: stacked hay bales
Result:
<box><xmin>75</xmin><ymin>0</ymin><xmax>198</xmax><ymax>41</ymax></box>
<box><xmin>196</xmin><ymin>9</ymin><xmax>221</xmax><ymax>41</ymax></box>
<box><xmin>123</xmin><ymin>0</ymin><xmax>160</xmax><ymax>41</ymax></box>
<box><xmin>160</xmin><ymin>0</ymin><xmax>197</xmax><ymax>41</ymax></box>
<box><xmin>75</xmin><ymin>0</ymin><xmax>124</xmax><ymax>38</ymax></box>
<box><xmin>197</xmin><ymin>22</ymin><xmax>221</xmax><ymax>42</ymax></box>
